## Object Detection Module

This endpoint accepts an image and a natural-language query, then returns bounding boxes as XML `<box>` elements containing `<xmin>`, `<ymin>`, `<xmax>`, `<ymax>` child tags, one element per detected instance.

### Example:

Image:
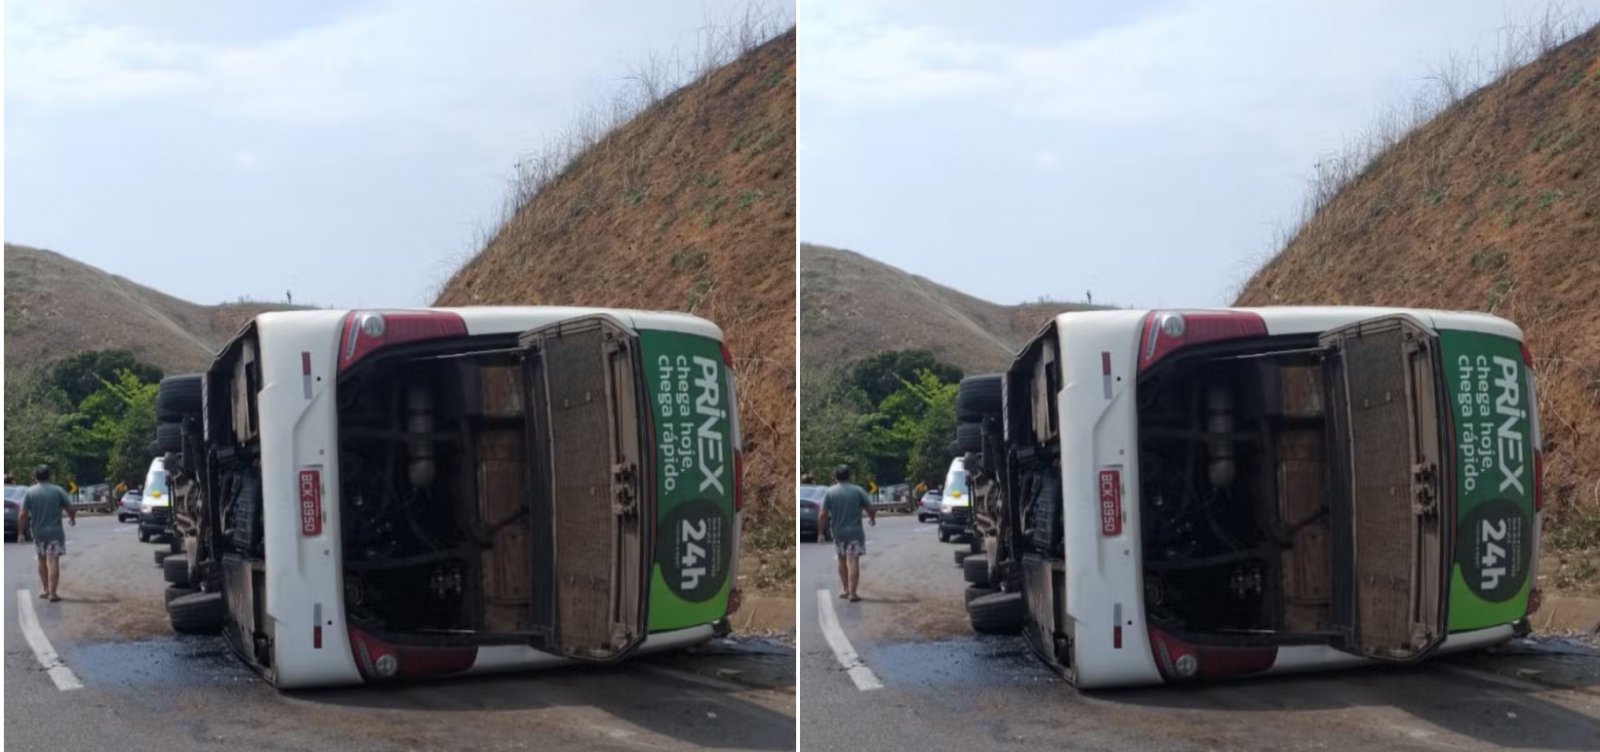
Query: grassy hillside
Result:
<box><xmin>1237</xmin><ymin>25</ymin><xmax>1600</xmax><ymax>590</ymax></box>
<box><xmin>801</xmin><ymin>243</ymin><xmax>1098</xmax><ymax>374</ymax></box>
<box><xmin>4</xmin><ymin>244</ymin><xmax>302</xmax><ymax>374</ymax></box>
<box><xmin>434</xmin><ymin>30</ymin><xmax>796</xmax><ymax>588</ymax></box>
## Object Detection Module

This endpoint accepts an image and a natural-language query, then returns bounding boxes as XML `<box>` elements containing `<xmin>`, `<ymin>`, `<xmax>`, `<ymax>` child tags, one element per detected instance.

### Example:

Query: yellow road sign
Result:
<box><xmin>869</xmin><ymin>481</ymin><xmax>878</xmax><ymax>493</ymax></box>
<box><xmin>69</xmin><ymin>481</ymin><xmax>78</xmax><ymax>493</ymax></box>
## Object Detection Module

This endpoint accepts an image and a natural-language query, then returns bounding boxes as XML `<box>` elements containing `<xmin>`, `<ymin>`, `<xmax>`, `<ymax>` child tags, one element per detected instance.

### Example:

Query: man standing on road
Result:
<box><xmin>17</xmin><ymin>465</ymin><xmax>75</xmax><ymax>602</ymax></box>
<box><xmin>817</xmin><ymin>464</ymin><xmax>874</xmax><ymax>602</ymax></box>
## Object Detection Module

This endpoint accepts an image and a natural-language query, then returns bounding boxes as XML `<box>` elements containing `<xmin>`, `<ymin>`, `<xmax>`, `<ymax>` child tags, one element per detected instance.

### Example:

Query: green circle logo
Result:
<box><xmin>1455</xmin><ymin>497</ymin><xmax>1532</xmax><ymax>603</ymax></box>
<box><xmin>655</xmin><ymin>497</ymin><xmax>733</xmax><ymax>603</ymax></box>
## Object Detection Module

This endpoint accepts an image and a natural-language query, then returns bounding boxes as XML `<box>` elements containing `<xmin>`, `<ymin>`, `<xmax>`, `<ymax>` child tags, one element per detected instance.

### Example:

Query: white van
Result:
<box><xmin>956</xmin><ymin>307</ymin><xmax>1541</xmax><ymax>688</ymax></box>
<box><xmin>937</xmin><ymin>457</ymin><xmax>971</xmax><ymax>542</ymax></box>
<box><xmin>156</xmin><ymin>307</ymin><xmax>743</xmax><ymax>688</ymax></box>
<box><xmin>137</xmin><ymin>458</ymin><xmax>171</xmax><ymax>542</ymax></box>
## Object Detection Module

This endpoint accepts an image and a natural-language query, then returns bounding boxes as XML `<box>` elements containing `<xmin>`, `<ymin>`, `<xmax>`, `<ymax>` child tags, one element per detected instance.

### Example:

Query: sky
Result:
<box><xmin>798</xmin><ymin>0</ymin><xmax>1599</xmax><ymax>309</ymax></box>
<box><xmin>5</xmin><ymin>0</ymin><xmax>790</xmax><ymax>308</ymax></box>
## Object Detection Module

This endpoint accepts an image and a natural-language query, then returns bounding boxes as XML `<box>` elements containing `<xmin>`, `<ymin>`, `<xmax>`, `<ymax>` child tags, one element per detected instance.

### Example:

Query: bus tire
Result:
<box><xmin>168</xmin><ymin>592</ymin><xmax>224</xmax><ymax>635</ymax></box>
<box><xmin>968</xmin><ymin>592</ymin><xmax>1025</xmax><ymax>635</ymax></box>
<box><xmin>955</xmin><ymin>421</ymin><xmax>982</xmax><ymax>453</ymax></box>
<box><xmin>163</xmin><ymin>554</ymin><xmax>190</xmax><ymax>586</ymax></box>
<box><xmin>155</xmin><ymin>421</ymin><xmax>183</xmax><ymax>453</ymax></box>
<box><xmin>954</xmin><ymin>549</ymin><xmax>972</xmax><ymax>565</ymax></box>
<box><xmin>964</xmin><ymin>585</ymin><xmax>997</xmax><ymax>604</ymax></box>
<box><xmin>962</xmin><ymin>554</ymin><xmax>989</xmax><ymax>585</ymax></box>
<box><xmin>156</xmin><ymin>374</ymin><xmax>204</xmax><ymax>421</ymax></box>
<box><xmin>956</xmin><ymin>374</ymin><xmax>1003</xmax><ymax>421</ymax></box>
<box><xmin>155</xmin><ymin>549</ymin><xmax>171</xmax><ymax>565</ymax></box>
<box><xmin>164</xmin><ymin>585</ymin><xmax>197</xmax><ymax>605</ymax></box>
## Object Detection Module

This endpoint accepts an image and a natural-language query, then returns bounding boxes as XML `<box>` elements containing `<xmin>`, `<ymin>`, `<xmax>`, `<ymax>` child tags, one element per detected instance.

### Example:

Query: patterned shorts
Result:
<box><xmin>34</xmin><ymin>538</ymin><xmax>65</xmax><ymax>558</ymax></box>
<box><xmin>834</xmin><ymin>538</ymin><xmax>866</xmax><ymax>558</ymax></box>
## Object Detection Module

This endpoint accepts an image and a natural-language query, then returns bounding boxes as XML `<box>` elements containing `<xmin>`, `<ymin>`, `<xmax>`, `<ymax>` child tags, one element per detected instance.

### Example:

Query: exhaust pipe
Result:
<box><xmin>406</xmin><ymin>383</ymin><xmax>436</xmax><ymax>487</ymax></box>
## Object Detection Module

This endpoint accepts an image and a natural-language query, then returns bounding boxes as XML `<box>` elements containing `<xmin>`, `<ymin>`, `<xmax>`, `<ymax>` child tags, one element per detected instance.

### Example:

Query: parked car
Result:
<box><xmin>4</xmin><ymin>484</ymin><xmax>30</xmax><ymax>542</ymax></box>
<box><xmin>799</xmin><ymin>484</ymin><xmax>828</xmax><ymax>542</ymax></box>
<box><xmin>118</xmin><ymin>489</ymin><xmax>144</xmax><ymax>523</ymax></box>
<box><xmin>953</xmin><ymin>307</ymin><xmax>1541</xmax><ymax>688</ymax></box>
<box><xmin>916</xmin><ymin>489</ymin><xmax>943</xmax><ymax>522</ymax></box>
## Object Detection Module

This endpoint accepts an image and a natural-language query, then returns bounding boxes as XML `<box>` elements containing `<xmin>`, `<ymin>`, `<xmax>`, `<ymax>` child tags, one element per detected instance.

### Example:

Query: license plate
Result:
<box><xmin>299</xmin><ymin>469</ymin><xmax>323</xmax><ymax>536</ymax></box>
<box><xmin>1098</xmin><ymin>469</ymin><xmax>1122</xmax><ymax>536</ymax></box>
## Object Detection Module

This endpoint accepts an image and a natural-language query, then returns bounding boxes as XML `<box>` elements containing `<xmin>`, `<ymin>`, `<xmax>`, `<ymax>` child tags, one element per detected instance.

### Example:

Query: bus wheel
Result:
<box><xmin>968</xmin><ymin>592</ymin><xmax>1024</xmax><ymax>635</ymax></box>
<box><xmin>169</xmin><ymin>592</ymin><xmax>224</xmax><ymax>634</ymax></box>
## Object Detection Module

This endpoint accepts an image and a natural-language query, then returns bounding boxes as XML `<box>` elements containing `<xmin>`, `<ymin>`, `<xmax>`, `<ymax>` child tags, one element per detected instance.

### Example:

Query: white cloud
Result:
<box><xmin>231</xmin><ymin>148</ymin><xmax>263</xmax><ymax>172</ymax></box>
<box><xmin>10</xmin><ymin>0</ymin><xmax>793</xmax><ymax>136</ymax></box>
<box><xmin>800</xmin><ymin>0</ymin><xmax>1582</xmax><ymax>136</ymax></box>
<box><xmin>7</xmin><ymin>3</ymin><xmax>208</xmax><ymax>104</ymax></box>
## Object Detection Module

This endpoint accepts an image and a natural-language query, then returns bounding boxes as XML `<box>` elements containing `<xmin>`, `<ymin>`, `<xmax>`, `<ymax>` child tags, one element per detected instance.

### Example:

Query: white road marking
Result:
<box><xmin>815</xmin><ymin>589</ymin><xmax>883</xmax><ymax>691</ymax></box>
<box><xmin>15</xmin><ymin>589</ymin><xmax>84</xmax><ymax>691</ymax></box>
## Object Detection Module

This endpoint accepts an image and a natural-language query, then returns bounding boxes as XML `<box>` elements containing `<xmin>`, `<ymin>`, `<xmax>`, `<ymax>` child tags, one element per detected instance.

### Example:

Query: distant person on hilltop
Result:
<box><xmin>286</xmin><ymin>290</ymin><xmax>293</xmax><ymax>305</ymax></box>
<box><xmin>817</xmin><ymin>464</ymin><xmax>874</xmax><ymax>603</ymax></box>
<box><xmin>18</xmin><ymin>465</ymin><xmax>75</xmax><ymax>602</ymax></box>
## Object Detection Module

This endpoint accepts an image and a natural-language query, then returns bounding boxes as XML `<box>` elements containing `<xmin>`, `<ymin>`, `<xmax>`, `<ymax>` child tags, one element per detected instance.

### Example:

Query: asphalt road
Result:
<box><xmin>798</xmin><ymin>515</ymin><xmax>1600</xmax><ymax>751</ymax></box>
<box><xmin>5</xmin><ymin>515</ymin><xmax>795</xmax><ymax>751</ymax></box>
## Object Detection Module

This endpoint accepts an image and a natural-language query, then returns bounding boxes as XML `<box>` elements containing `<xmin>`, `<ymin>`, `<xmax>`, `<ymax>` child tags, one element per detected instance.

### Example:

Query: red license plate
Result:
<box><xmin>1098</xmin><ymin>469</ymin><xmax>1122</xmax><ymax>536</ymax></box>
<box><xmin>299</xmin><ymin>469</ymin><xmax>322</xmax><ymax>536</ymax></box>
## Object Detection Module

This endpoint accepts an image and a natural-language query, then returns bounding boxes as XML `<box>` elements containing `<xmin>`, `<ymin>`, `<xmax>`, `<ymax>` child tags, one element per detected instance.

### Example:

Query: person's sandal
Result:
<box><xmin>48</xmin><ymin>594</ymin><xmax>60</xmax><ymax>602</ymax></box>
<box><xmin>838</xmin><ymin>591</ymin><xmax>850</xmax><ymax>599</ymax></box>
<box><xmin>848</xmin><ymin>594</ymin><xmax>861</xmax><ymax>602</ymax></box>
<box><xmin>38</xmin><ymin>591</ymin><xmax>49</xmax><ymax>599</ymax></box>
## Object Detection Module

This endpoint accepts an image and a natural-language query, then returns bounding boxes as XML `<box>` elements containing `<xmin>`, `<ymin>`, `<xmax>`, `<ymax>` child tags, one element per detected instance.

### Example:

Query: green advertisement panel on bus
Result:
<box><xmin>1438</xmin><ymin>329</ymin><xmax>1535</xmax><ymax>632</ymax></box>
<box><xmin>638</xmin><ymin>330</ymin><xmax>736</xmax><ymax>632</ymax></box>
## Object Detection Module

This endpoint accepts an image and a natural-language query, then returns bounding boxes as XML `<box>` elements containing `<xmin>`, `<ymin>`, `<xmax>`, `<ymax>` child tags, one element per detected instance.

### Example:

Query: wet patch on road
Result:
<box><xmin>65</xmin><ymin>635</ymin><xmax>258</xmax><ymax>688</ymax></box>
<box><xmin>867</xmin><ymin>634</ymin><xmax>1063</xmax><ymax>689</ymax></box>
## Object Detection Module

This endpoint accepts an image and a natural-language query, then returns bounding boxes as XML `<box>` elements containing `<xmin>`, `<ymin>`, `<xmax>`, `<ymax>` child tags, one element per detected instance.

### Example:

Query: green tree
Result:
<box><xmin>3</xmin><ymin>367</ymin><xmax>74</xmax><ymax>482</ymax></box>
<box><xmin>799</xmin><ymin>365</ymin><xmax>871</xmax><ymax>481</ymax></box>
<box><xmin>4</xmin><ymin>359</ymin><xmax>160</xmax><ymax>488</ymax></box>
<box><xmin>98</xmin><ymin>370</ymin><xmax>159</xmax><ymax>485</ymax></box>
<box><xmin>44</xmin><ymin>350</ymin><xmax>163</xmax><ymax>409</ymax></box>
<box><xmin>902</xmin><ymin>370</ymin><xmax>958</xmax><ymax>486</ymax></box>
<box><xmin>801</xmin><ymin>359</ymin><xmax>964</xmax><ymax>490</ymax></box>
<box><xmin>844</xmin><ymin>350</ymin><xmax>962</xmax><ymax>408</ymax></box>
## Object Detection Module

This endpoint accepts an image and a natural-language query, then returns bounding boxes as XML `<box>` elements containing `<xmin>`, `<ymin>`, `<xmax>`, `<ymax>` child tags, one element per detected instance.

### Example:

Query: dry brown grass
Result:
<box><xmin>434</xmin><ymin>31</ymin><xmax>796</xmax><ymax>593</ymax></box>
<box><xmin>1237</xmin><ymin>23</ymin><xmax>1600</xmax><ymax>592</ymax></box>
<box><xmin>800</xmin><ymin>243</ymin><xmax>1100</xmax><ymax>374</ymax></box>
<box><xmin>4</xmin><ymin>244</ymin><xmax>304</xmax><ymax>374</ymax></box>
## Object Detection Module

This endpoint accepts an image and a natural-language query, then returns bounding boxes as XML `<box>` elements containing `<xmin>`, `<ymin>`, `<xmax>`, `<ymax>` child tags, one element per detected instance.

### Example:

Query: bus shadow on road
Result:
<box><xmin>292</xmin><ymin>652</ymin><xmax>795</xmax><ymax>751</ymax></box>
<box><xmin>1096</xmin><ymin>654</ymin><xmax>1600</xmax><ymax>751</ymax></box>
